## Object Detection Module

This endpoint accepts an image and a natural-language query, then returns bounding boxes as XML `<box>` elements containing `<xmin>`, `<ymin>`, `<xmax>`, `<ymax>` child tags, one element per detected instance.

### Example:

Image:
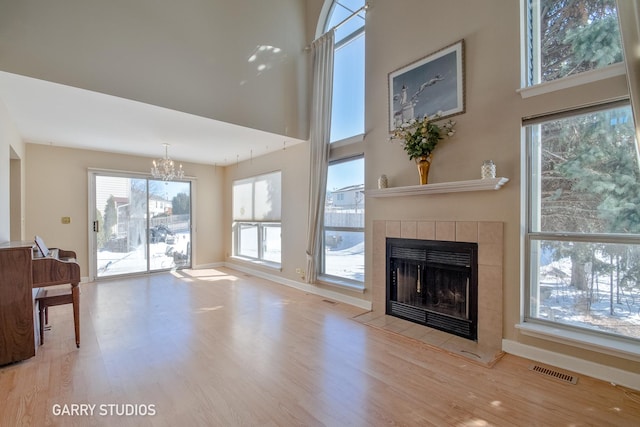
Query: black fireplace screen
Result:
<box><xmin>386</xmin><ymin>238</ymin><xmax>478</xmax><ymax>341</ymax></box>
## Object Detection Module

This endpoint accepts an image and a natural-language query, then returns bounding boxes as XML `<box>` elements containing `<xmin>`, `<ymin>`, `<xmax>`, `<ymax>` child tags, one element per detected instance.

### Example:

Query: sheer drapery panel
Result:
<box><xmin>305</xmin><ymin>32</ymin><xmax>334</xmax><ymax>283</ymax></box>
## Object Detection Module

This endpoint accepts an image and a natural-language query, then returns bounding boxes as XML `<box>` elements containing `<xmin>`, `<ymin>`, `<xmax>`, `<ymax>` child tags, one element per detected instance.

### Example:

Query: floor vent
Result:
<box><xmin>529</xmin><ymin>364</ymin><xmax>578</xmax><ymax>385</ymax></box>
<box><xmin>322</xmin><ymin>299</ymin><xmax>337</xmax><ymax>305</ymax></box>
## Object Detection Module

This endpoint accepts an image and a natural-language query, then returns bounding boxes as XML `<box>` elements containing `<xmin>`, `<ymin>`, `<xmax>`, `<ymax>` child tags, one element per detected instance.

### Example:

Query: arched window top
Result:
<box><xmin>318</xmin><ymin>0</ymin><xmax>366</xmax><ymax>143</ymax></box>
<box><xmin>323</xmin><ymin>0</ymin><xmax>366</xmax><ymax>46</ymax></box>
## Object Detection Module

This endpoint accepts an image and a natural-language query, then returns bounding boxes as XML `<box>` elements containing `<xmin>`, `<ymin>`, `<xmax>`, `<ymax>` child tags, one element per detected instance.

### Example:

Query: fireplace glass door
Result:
<box><xmin>386</xmin><ymin>238</ymin><xmax>478</xmax><ymax>340</ymax></box>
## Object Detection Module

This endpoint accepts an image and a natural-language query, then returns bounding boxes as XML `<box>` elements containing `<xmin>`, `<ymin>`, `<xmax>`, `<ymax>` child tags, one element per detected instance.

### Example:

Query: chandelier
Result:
<box><xmin>151</xmin><ymin>143</ymin><xmax>184</xmax><ymax>181</ymax></box>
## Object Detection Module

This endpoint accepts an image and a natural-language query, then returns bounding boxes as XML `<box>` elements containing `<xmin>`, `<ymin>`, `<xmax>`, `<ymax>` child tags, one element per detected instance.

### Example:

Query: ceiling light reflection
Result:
<box><xmin>246</xmin><ymin>44</ymin><xmax>286</xmax><ymax>74</ymax></box>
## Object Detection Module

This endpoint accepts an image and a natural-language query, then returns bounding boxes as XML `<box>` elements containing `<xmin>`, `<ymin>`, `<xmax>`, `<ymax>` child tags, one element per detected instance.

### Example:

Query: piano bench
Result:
<box><xmin>35</xmin><ymin>285</ymin><xmax>80</xmax><ymax>348</ymax></box>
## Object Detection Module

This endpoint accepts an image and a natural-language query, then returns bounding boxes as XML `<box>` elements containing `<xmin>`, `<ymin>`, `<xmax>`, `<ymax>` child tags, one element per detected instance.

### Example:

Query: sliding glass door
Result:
<box><xmin>148</xmin><ymin>179</ymin><xmax>191</xmax><ymax>271</ymax></box>
<box><xmin>91</xmin><ymin>173</ymin><xmax>192</xmax><ymax>279</ymax></box>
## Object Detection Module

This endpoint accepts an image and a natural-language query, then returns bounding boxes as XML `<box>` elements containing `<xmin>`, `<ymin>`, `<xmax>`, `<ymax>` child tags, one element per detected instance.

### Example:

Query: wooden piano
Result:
<box><xmin>0</xmin><ymin>239</ymin><xmax>80</xmax><ymax>366</ymax></box>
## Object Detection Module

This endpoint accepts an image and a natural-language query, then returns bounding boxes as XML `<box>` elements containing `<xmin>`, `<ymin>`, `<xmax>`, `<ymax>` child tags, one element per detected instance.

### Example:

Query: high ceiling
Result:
<box><xmin>0</xmin><ymin>0</ymin><xmax>311</xmax><ymax>166</ymax></box>
<box><xmin>0</xmin><ymin>72</ymin><xmax>306</xmax><ymax>167</ymax></box>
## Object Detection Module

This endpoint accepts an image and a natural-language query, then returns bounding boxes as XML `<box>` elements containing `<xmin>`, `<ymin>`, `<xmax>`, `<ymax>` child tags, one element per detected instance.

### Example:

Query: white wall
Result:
<box><xmin>2</xmin><ymin>0</ymin><xmax>637</xmax><ymax>380</ymax></box>
<box><xmin>304</xmin><ymin>0</ymin><xmax>636</xmax><ymax>376</ymax></box>
<box><xmin>0</xmin><ymin>0</ymin><xmax>309</xmax><ymax>140</ymax></box>
<box><xmin>224</xmin><ymin>141</ymin><xmax>312</xmax><ymax>283</ymax></box>
<box><xmin>24</xmin><ymin>144</ymin><xmax>224</xmax><ymax>276</ymax></box>
<box><xmin>0</xmin><ymin>99</ymin><xmax>23</xmax><ymax>242</ymax></box>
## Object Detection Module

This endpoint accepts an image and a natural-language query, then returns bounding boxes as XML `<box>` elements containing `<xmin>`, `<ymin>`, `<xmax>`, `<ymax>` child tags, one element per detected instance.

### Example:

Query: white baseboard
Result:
<box><xmin>224</xmin><ymin>262</ymin><xmax>372</xmax><ymax>311</ymax></box>
<box><xmin>502</xmin><ymin>339</ymin><xmax>640</xmax><ymax>391</ymax></box>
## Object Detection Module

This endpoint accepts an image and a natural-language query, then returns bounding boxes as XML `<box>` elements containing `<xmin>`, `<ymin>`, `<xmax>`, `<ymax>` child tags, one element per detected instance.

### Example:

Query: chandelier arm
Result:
<box><xmin>151</xmin><ymin>144</ymin><xmax>185</xmax><ymax>181</ymax></box>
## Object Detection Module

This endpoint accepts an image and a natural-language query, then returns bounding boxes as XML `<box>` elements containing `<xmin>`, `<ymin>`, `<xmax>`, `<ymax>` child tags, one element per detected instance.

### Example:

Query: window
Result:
<box><xmin>324</xmin><ymin>0</ymin><xmax>365</xmax><ymax>142</ymax></box>
<box><xmin>322</xmin><ymin>156</ymin><xmax>364</xmax><ymax>283</ymax></box>
<box><xmin>525</xmin><ymin>0</ymin><xmax>623</xmax><ymax>86</ymax></box>
<box><xmin>232</xmin><ymin>171</ymin><xmax>281</xmax><ymax>265</ymax></box>
<box><xmin>317</xmin><ymin>2</ymin><xmax>366</xmax><ymax>286</ymax></box>
<box><xmin>525</xmin><ymin>103</ymin><xmax>640</xmax><ymax>341</ymax></box>
<box><xmin>92</xmin><ymin>174</ymin><xmax>192</xmax><ymax>279</ymax></box>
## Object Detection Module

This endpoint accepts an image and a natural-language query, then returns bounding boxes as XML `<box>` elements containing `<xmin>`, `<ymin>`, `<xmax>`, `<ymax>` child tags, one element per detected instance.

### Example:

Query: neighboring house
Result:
<box><xmin>327</xmin><ymin>184</ymin><xmax>364</xmax><ymax>210</ymax></box>
<box><xmin>149</xmin><ymin>194</ymin><xmax>172</xmax><ymax>217</ymax></box>
<box><xmin>111</xmin><ymin>196</ymin><xmax>129</xmax><ymax>237</ymax></box>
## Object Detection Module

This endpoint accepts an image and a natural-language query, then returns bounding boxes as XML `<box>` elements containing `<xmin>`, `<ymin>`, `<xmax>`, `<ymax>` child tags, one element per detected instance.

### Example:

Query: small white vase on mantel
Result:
<box><xmin>481</xmin><ymin>160</ymin><xmax>496</xmax><ymax>179</ymax></box>
<box><xmin>378</xmin><ymin>174</ymin><xmax>388</xmax><ymax>189</ymax></box>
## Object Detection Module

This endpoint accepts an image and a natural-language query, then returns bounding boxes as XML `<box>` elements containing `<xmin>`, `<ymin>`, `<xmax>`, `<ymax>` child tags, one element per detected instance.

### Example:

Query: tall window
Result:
<box><xmin>324</xmin><ymin>0</ymin><xmax>365</xmax><ymax>142</ymax></box>
<box><xmin>317</xmin><ymin>1</ymin><xmax>366</xmax><ymax>286</ymax></box>
<box><xmin>523</xmin><ymin>1</ymin><xmax>640</xmax><ymax>345</ymax></box>
<box><xmin>525</xmin><ymin>0</ymin><xmax>623</xmax><ymax>86</ymax></box>
<box><xmin>525</xmin><ymin>103</ymin><xmax>640</xmax><ymax>340</ymax></box>
<box><xmin>322</xmin><ymin>156</ymin><xmax>364</xmax><ymax>283</ymax></box>
<box><xmin>232</xmin><ymin>171</ymin><xmax>281</xmax><ymax>264</ymax></box>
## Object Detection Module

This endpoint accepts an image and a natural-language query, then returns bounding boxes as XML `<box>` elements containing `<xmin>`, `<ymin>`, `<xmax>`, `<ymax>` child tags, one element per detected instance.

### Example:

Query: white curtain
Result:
<box><xmin>305</xmin><ymin>31</ymin><xmax>334</xmax><ymax>283</ymax></box>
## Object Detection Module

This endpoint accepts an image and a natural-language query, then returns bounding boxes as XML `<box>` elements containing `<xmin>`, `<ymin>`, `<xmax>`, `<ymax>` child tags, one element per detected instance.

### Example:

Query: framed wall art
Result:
<box><xmin>388</xmin><ymin>39</ymin><xmax>465</xmax><ymax>131</ymax></box>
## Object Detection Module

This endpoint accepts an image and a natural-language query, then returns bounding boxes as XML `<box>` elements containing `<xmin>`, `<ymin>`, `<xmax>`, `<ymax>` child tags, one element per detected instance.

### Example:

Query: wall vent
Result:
<box><xmin>529</xmin><ymin>364</ymin><xmax>578</xmax><ymax>385</ymax></box>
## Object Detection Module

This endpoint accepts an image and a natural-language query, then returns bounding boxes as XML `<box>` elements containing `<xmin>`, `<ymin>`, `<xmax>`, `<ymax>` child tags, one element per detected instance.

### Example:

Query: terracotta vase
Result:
<box><xmin>415</xmin><ymin>155</ymin><xmax>432</xmax><ymax>185</ymax></box>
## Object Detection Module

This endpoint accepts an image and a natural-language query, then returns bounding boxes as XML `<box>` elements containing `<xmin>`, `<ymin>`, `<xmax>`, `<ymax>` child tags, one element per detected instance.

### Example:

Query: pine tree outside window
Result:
<box><xmin>525</xmin><ymin>0</ymin><xmax>623</xmax><ymax>86</ymax></box>
<box><xmin>523</xmin><ymin>1</ymin><xmax>640</xmax><ymax>347</ymax></box>
<box><xmin>525</xmin><ymin>103</ymin><xmax>640</xmax><ymax>340</ymax></box>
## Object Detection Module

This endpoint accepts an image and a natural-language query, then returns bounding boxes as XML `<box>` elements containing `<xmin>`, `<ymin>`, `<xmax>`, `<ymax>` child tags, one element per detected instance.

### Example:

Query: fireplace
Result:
<box><xmin>386</xmin><ymin>238</ymin><xmax>478</xmax><ymax>341</ymax></box>
<box><xmin>369</xmin><ymin>220</ymin><xmax>503</xmax><ymax>365</ymax></box>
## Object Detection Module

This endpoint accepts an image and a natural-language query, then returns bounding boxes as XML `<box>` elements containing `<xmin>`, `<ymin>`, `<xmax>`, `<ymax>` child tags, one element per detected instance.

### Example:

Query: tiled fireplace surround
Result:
<box><xmin>366</xmin><ymin>220</ymin><xmax>504</xmax><ymax>366</ymax></box>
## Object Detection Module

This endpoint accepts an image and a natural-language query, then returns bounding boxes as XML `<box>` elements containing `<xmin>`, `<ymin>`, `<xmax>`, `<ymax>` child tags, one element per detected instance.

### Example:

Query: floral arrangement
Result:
<box><xmin>390</xmin><ymin>113</ymin><xmax>457</xmax><ymax>160</ymax></box>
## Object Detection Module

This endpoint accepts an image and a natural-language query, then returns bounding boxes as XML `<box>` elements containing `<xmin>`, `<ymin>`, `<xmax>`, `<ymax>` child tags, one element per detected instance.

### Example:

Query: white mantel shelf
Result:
<box><xmin>366</xmin><ymin>177</ymin><xmax>509</xmax><ymax>198</ymax></box>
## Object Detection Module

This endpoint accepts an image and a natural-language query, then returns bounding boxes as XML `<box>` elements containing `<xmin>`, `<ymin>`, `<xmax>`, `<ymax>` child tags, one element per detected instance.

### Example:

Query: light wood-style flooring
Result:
<box><xmin>1</xmin><ymin>267</ymin><xmax>639</xmax><ymax>426</ymax></box>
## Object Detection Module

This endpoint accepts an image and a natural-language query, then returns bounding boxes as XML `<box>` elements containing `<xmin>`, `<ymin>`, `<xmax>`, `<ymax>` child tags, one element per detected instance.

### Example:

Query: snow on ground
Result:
<box><xmin>98</xmin><ymin>230</ymin><xmax>639</xmax><ymax>339</ymax></box>
<box><xmin>538</xmin><ymin>258</ymin><xmax>640</xmax><ymax>338</ymax></box>
<box><xmin>324</xmin><ymin>241</ymin><xmax>365</xmax><ymax>282</ymax></box>
<box><xmin>98</xmin><ymin>233</ymin><xmax>365</xmax><ymax>284</ymax></box>
<box><xmin>98</xmin><ymin>232</ymin><xmax>191</xmax><ymax>277</ymax></box>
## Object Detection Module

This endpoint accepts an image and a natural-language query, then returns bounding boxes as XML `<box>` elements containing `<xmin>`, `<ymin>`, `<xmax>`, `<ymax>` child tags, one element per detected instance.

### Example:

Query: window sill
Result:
<box><xmin>366</xmin><ymin>177</ymin><xmax>509</xmax><ymax>198</ymax></box>
<box><xmin>516</xmin><ymin>321</ymin><xmax>640</xmax><ymax>362</ymax></box>
<box><xmin>517</xmin><ymin>63</ymin><xmax>626</xmax><ymax>99</ymax></box>
<box><xmin>229</xmin><ymin>256</ymin><xmax>281</xmax><ymax>271</ymax></box>
<box><xmin>317</xmin><ymin>275</ymin><xmax>365</xmax><ymax>293</ymax></box>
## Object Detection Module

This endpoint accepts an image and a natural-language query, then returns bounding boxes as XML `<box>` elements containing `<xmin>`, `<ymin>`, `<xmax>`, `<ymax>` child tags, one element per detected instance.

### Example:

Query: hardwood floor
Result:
<box><xmin>1</xmin><ymin>267</ymin><xmax>639</xmax><ymax>426</ymax></box>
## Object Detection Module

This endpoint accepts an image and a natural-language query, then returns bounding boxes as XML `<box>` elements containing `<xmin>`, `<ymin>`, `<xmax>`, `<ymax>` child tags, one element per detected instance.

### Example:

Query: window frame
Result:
<box><xmin>523</xmin><ymin>101</ymin><xmax>640</xmax><ymax>352</ymax></box>
<box><xmin>232</xmin><ymin>171</ymin><xmax>282</xmax><ymax>267</ymax></box>
<box><xmin>322</xmin><ymin>0</ymin><xmax>366</xmax><ymax>145</ymax></box>
<box><xmin>89</xmin><ymin>170</ymin><xmax>194</xmax><ymax>280</ymax></box>
<box><xmin>319</xmin><ymin>154</ymin><xmax>365</xmax><ymax>290</ymax></box>
<box><xmin>234</xmin><ymin>221</ymin><xmax>281</xmax><ymax>264</ymax></box>
<box><xmin>313</xmin><ymin>1</ymin><xmax>366</xmax><ymax>289</ymax></box>
<box><xmin>520</xmin><ymin>0</ymin><xmax>640</xmax><ymax>358</ymax></box>
<box><xmin>522</xmin><ymin>0</ymin><xmax>624</xmax><ymax>89</ymax></box>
